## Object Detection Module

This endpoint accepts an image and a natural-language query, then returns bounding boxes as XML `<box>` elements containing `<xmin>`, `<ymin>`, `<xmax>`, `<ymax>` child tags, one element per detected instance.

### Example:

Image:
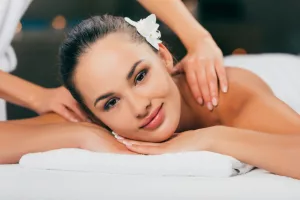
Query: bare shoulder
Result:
<box><xmin>175</xmin><ymin>66</ymin><xmax>276</xmax><ymax>127</ymax></box>
<box><xmin>224</xmin><ymin>66</ymin><xmax>273</xmax><ymax>95</ymax></box>
<box><xmin>216</xmin><ymin>66</ymin><xmax>274</xmax><ymax>124</ymax></box>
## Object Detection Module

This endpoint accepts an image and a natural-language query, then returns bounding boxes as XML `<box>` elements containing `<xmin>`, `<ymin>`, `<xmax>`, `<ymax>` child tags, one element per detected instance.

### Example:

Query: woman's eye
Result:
<box><xmin>134</xmin><ymin>69</ymin><xmax>148</xmax><ymax>85</ymax></box>
<box><xmin>104</xmin><ymin>98</ymin><xmax>119</xmax><ymax>111</ymax></box>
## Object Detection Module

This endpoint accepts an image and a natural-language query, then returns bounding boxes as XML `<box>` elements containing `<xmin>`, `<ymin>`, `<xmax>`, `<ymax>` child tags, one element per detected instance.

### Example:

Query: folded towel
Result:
<box><xmin>20</xmin><ymin>149</ymin><xmax>253</xmax><ymax>177</ymax></box>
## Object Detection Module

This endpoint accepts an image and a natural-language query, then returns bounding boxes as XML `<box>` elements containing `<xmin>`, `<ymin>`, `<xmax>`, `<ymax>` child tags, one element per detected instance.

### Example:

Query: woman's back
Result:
<box><xmin>175</xmin><ymin>65</ymin><xmax>300</xmax><ymax>133</ymax></box>
<box><xmin>224</xmin><ymin>54</ymin><xmax>300</xmax><ymax>113</ymax></box>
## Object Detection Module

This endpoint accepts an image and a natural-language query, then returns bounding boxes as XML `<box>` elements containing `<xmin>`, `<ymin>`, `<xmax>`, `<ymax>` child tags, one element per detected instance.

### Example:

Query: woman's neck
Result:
<box><xmin>172</xmin><ymin>73</ymin><xmax>222</xmax><ymax>132</ymax></box>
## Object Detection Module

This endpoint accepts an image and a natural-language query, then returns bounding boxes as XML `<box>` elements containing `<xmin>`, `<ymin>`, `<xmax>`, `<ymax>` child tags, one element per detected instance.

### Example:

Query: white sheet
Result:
<box><xmin>0</xmin><ymin>165</ymin><xmax>299</xmax><ymax>200</ymax></box>
<box><xmin>19</xmin><ymin>149</ymin><xmax>253</xmax><ymax>177</ymax></box>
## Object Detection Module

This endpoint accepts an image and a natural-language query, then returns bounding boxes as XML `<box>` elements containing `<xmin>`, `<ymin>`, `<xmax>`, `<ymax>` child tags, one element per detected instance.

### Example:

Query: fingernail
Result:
<box><xmin>114</xmin><ymin>135</ymin><xmax>124</xmax><ymax>140</ymax></box>
<box><xmin>222</xmin><ymin>86</ymin><xmax>228</xmax><ymax>93</ymax></box>
<box><xmin>71</xmin><ymin>118</ymin><xmax>79</xmax><ymax>122</ymax></box>
<box><xmin>207</xmin><ymin>102</ymin><xmax>213</xmax><ymax>111</ymax></box>
<box><xmin>197</xmin><ymin>97</ymin><xmax>203</xmax><ymax>105</ymax></box>
<box><xmin>123</xmin><ymin>141</ymin><xmax>132</xmax><ymax>146</ymax></box>
<box><xmin>212</xmin><ymin>97</ymin><xmax>218</xmax><ymax>106</ymax></box>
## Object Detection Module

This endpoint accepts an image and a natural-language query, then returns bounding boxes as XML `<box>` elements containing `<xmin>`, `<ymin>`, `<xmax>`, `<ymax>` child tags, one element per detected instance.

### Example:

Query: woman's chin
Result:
<box><xmin>150</xmin><ymin>124</ymin><xmax>178</xmax><ymax>142</ymax></box>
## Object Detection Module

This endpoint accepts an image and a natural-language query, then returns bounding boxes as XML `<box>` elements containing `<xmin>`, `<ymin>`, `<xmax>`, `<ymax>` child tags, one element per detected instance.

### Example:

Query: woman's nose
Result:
<box><xmin>127</xmin><ymin>92</ymin><xmax>151</xmax><ymax>118</ymax></box>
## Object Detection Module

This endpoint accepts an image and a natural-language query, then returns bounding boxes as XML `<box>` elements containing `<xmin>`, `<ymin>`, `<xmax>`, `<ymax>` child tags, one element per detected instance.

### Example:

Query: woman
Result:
<box><xmin>59</xmin><ymin>15</ymin><xmax>300</xmax><ymax>179</ymax></box>
<box><xmin>1</xmin><ymin>15</ymin><xmax>300</xmax><ymax>180</ymax></box>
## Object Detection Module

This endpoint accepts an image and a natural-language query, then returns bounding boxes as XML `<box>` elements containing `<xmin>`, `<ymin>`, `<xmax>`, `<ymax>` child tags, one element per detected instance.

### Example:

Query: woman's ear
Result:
<box><xmin>158</xmin><ymin>43</ymin><xmax>173</xmax><ymax>73</ymax></box>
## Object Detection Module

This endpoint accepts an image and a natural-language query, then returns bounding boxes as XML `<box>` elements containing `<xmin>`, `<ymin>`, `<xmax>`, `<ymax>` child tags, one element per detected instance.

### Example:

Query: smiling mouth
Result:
<box><xmin>140</xmin><ymin>103</ymin><xmax>164</xmax><ymax>130</ymax></box>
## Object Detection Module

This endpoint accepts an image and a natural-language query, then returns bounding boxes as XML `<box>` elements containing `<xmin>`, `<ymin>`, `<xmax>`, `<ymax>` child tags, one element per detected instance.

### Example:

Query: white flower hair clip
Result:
<box><xmin>125</xmin><ymin>14</ymin><xmax>162</xmax><ymax>50</ymax></box>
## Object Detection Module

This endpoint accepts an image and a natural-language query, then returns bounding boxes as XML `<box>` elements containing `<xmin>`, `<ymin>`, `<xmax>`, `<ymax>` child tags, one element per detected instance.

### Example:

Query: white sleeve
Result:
<box><xmin>0</xmin><ymin>0</ymin><xmax>32</xmax><ymax>72</ymax></box>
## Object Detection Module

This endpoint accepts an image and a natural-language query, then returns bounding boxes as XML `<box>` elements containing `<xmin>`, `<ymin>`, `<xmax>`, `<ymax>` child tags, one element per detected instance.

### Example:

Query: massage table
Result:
<box><xmin>0</xmin><ymin>53</ymin><xmax>300</xmax><ymax>199</ymax></box>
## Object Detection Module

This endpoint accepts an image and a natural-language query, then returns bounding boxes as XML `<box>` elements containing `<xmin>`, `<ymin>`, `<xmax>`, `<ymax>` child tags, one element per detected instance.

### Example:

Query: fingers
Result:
<box><xmin>215</xmin><ymin>58</ymin><xmax>228</xmax><ymax>93</ymax></box>
<box><xmin>115</xmin><ymin>137</ymin><xmax>165</xmax><ymax>155</ymax></box>
<box><xmin>196</xmin><ymin>62</ymin><xmax>212</xmax><ymax>110</ymax></box>
<box><xmin>120</xmin><ymin>139</ymin><xmax>161</xmax><ymax>146</ymax></box>
<box><xmin>185</xmin><ymin>67</ymin><xmax>203</xmax><ymax>105</ymax></box>
<box><xmin>206</xmin><ymin>60</ymin><xmax>218</xmax><ymax>107</ymax></box>
<box><xmin>124</xmin><ymin>143</ymin><xmax>164</xmax><ymax>155</ymax></box>
<box><xmin>173</xmin><ymin>61</ymin><xmax>184</xmax><ymax>74</ymax></box>
<box><xmin>53</xmin><ymin>105</ymin><xmax>81</xmax><ymax>123</ymax></box>
<box><xmin>65</xmin><ymin>101</ymin><xmax>87</xmax><ymax>121</ymax></box>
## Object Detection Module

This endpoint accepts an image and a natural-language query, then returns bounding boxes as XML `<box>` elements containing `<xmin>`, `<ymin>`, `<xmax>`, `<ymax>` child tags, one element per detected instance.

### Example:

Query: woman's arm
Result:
<box><xmin>209</xmin><ymin>126</ymin><xmax>300</xmax><ymax>179</ymax></box>
<box><xmin>5</xmin><ymin>113</ymin><xmax>68</xmax><ymax>125</ymax></box>
<box><xmin>0</xmin><ymin>114</ymin><xmax>130</xmax><ymax>164</ymax></box>
<box><xmin>0</xmin><ymin>121</ymin><xmax>82</xmax><ymax>164</ymax></box>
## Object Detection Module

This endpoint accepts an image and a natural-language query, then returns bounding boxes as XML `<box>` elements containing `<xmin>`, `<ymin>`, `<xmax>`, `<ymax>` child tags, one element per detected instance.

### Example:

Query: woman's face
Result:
<box><xmin>74</xmin><ymin>32</ymin><xmax>181</xmax><ymax>142</ymax></box>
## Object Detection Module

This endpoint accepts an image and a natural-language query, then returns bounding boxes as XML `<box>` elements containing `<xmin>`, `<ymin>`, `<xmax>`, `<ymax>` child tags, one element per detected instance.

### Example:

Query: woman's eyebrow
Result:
<box><xmin>126</xmin><ymin>59</ymin><xmax>144</xmax><ymax>80</ymax></box>
<box><xmin>93</xmin><ymin>59</ymin><xmax>144</xmax><ymax>107</ymax></box>
<box><xmin>94</xmin><ymin>92</ymin><xmax>114</xmax><ymax>107</ymax></box>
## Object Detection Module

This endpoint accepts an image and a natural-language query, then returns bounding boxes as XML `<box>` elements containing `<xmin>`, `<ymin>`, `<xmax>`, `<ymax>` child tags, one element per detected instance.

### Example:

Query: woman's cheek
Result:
<box><xmin>147</xmin><ymin>74</ymin><xmax>170</xmax><ymax>95</ymax></box>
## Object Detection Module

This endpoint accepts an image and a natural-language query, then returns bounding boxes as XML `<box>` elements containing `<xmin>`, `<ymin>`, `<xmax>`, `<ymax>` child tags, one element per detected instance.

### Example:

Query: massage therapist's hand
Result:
<box><xmin>32</xmin><ymin>86</ymin><xmax>87</xmax><ymax>122</ymax></box>
<box><xmin>172</xmin><ymin>35</ymin><xmax>228</xmax><ymax>111</ymax></box>
<box><xmin>116</xmin><ymin>126</ymin><xmax>223</xmax><ymax>155</ymax></box>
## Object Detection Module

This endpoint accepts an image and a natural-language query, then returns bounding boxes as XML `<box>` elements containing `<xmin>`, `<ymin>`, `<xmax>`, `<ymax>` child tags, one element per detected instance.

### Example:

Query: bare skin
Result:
<box><xmin>175</xmin><ymin>67</ymin><xmax>300</xmax><ymax>134</ymax></box>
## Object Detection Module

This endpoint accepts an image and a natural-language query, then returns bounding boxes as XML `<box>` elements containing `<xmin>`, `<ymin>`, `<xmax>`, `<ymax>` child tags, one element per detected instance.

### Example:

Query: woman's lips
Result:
<box><xmin>140</xmin><ymin>104</ymin><xmax>165</xmax><ymax>130</ymax></box>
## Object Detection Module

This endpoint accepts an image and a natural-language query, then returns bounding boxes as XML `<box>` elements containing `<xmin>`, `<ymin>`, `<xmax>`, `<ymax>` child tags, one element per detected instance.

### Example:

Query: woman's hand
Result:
<box><xmin>172</xmin><ymin>35</ymin><xmax>228</xmax><ymax>110</ymax></box>
<box><xmin>32</xmin><ymin>86</ymin><xmax>87</xmax><ymax>122</ymax></box>
<box><xmin>74</xmin><ymin>123</ymin><xmax>135</xmax><ymax>154</ymax></box>
<box><xmin>116</xmin><ymin>126</ymin><xmax>221</xmax><ymax>155</ymax></box>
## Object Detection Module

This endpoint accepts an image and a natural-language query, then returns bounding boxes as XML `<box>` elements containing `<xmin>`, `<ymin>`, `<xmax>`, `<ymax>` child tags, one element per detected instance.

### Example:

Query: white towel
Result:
<box><xmin>20</xmin><ymin>149</ymin><xmax>253</xmax><ymax>177</ymax></box>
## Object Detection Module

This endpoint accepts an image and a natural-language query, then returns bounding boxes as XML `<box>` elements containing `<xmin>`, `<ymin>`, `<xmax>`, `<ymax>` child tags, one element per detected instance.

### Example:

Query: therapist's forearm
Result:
<box><xmin>137</xmin><ymin>0</ymin><xmax>210</xmax><ymax>49</ymax></box>
<box><xmin>0</xmin><ymin>70</ymin><xmax>43</xmax><ymax>110</ymax></box>
<box><xmin>211</xmin><ymin>126</ymin><xmax>300</xmax><ymax>179</ymax></box>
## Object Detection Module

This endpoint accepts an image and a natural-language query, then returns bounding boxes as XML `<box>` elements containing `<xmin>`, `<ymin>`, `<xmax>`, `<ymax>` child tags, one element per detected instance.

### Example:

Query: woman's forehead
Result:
<box><xmin>80</xmin><ymin>33</ymin><xmax>152</xmax><ymax>69</ymax></box>
<box><xmin>74</xmin><ymin>36</ymin><xmax>156</xmax><ymax>99</ymax></box>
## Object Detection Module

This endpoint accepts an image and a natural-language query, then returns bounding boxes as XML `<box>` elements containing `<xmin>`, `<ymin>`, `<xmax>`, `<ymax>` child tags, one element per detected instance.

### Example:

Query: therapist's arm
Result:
<box><xmin>138</xmin><ymin>0</ymin><xmax>209</xmax><ymax>48</ymax></box>
<box><xmin>0</xmin><ymin>69</ymin><xmax>44</xmax><ymax>111</ymax></box>
<box><xmin>137</xmin><ymin>0</ymin><xmax>228</xmax><ymax>110</ymax></box>
<box><xmin>0</xmin><ymin>70</ymin><xmax>86</xmax><ymax>122</ymax></box>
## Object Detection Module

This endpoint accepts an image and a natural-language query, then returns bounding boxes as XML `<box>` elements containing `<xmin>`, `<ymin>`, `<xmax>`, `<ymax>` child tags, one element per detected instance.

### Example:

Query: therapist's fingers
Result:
<box><xmin>185</xmin><ymin>65</ymin><xmax>203</xmax><ymax>105</ymax></box>
<box><xmin>215</xmin><ymin>58</ymin><xmax>228</xmax><ymax>93</ymax></box>
<box><xmin>53</xmin><ymin>105</ymin><xmax>81</xmax><ymax>123</ymax></box>
<box><xmin>65</xmin><ymin>101</ymin><xmax>87</xmax><ymax>122</ymax></box>
<box><xmin>206</xmin><ymin>61</ymin><xmax>218</xmax><ymax>107</ymax></box>
<box><xmin>196</xmin><ymin>62</ymin><xmax>212</xmax><ymax>110</ymax></box>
